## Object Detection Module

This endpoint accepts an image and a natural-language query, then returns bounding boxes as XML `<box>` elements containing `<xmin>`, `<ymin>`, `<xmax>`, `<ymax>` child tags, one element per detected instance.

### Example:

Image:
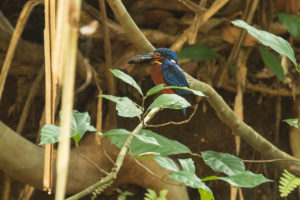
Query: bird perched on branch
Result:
<box><xmin>128</xmin><ymin>48</ymin><xmax>191</xmax><ymax>114</ymax></box>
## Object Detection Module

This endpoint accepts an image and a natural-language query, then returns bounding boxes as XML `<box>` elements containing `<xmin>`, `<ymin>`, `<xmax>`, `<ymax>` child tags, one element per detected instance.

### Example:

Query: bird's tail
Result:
<box><xmin>183</xmin><ymin>107</ymin><xmax>187</xmax><ymax>116</ymax></box>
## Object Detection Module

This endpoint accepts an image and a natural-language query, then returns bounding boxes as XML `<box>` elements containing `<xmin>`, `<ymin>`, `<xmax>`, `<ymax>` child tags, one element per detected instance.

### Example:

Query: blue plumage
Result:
<box><xmin>128</xmin><ymin>48</ymin><xmax>191</xmax><ymax>116</ymax></box>
<box><xmin>161</xmin><ymin>59</ymin><xmax>191</xmax><ymax>96</ymax></box>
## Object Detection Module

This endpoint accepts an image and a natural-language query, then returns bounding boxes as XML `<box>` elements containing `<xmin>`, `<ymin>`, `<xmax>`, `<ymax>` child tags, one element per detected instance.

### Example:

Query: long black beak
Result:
<box><xmin>128</xmin><ymin>53</ymin><xmax>154</xmax><ymax>64</ymax></box>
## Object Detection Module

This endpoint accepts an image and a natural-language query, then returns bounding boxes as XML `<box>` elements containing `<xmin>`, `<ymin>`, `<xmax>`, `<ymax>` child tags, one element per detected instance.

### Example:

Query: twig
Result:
<box><xmin>74</xmin><ymin>59</ymin><xmax>92</xmax><ymax>95</ymax></box>
<box><xmin>171</xmin><ymin>0</ymin><xmax>229</xmax><ymax>51</ymax></box>
<box><xmin>213</xmin><ymin>0</ymin><xmax>259</xmax><ymax>87</ymax></box>
<box><xmin>221</xmin><ymin>80</ymin><xmax>300</xmax><ymax>96</ymax></box>
<box><xmin>1</xmin><ymin>2</ymin><xmax>43</xmax><ymax>199</ymax></box>
<box><xmin>17</xmin><ymin>66</ymin><xmax>45</xmax><ymax>134</ymax></box>
<box><xmin>65</xmin><ymin>108</ymin><xmax>161</xmax><ymax>200</ymax></box>
<box><xmin>178</xmin><ymin>0</ymin><xmax>199</xmax><ymax>12</ymax></box>
<box><xmin>99</xmin><ymin>0</ymin><xmax>117</xmax><ymax>130</ymax></box>
<box><xmin>0</xmin><ymin>0</ymin><xmax>42</xmax><ymax>102</ymax></box>
<box><xmin>145</xmin><ymin>104</ymin><xmax>198</xmax><ymax>127</ymax></box>
<box><xmin>185</xmin><ymin>72</ymin><xmax>300</xmax><ymax>174</ymax></box>
<box><xmin>243</xmin><ymin>159</ymin><xmax>300</xmax><ymax>163</ymax></box>
<box><xmin>77</xmin><ymin>148</ymin><xmax>109</xmax><ymax>175</ymax></box>
<box><xmin>104</xmin><ymin>0</ymin><xmax>300</xmax><ymax>176</ymax></box>
<box><xmin>100</xmin><ymin>136</ymin><xmax>115</xmax><ymax>165</ymax></box>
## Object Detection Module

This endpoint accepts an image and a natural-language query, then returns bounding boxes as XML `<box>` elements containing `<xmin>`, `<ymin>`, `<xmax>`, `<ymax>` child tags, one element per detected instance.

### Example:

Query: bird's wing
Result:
<box><xmin>162</xmin><ymin>61</ymin><xmax>191</xmax><ymax>96</ymax></box>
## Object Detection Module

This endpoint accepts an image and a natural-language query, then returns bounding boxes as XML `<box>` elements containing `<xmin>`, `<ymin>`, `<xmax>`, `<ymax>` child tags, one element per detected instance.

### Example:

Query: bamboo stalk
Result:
<box><xmin>53</xmin><ymin>0</ymin><xmax>82</xmax><ymax>199</ymax></box>
<box><xmin>43</xmin><ymin>0</ymin><xmax>56</xmax><ymax>193</ymax></box>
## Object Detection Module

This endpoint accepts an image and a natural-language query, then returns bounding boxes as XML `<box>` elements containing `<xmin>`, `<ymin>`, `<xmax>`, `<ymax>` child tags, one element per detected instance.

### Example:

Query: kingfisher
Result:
<box><xmin>128</xmin><ymin>48</ymin><xmax>191</xmax><ymax>114</ymax></box>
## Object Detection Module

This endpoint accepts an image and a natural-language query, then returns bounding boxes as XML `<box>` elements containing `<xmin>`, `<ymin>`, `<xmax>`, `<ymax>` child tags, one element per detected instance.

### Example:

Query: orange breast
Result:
<box><xmin>150</xmin><ymin>64</ymin><xmax>175</xmax><ymax>94</ymax></box>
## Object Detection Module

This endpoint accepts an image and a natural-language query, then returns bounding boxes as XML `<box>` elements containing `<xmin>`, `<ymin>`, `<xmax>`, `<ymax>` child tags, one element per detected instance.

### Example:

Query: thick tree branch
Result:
<box><xmin>107</xmin><ymin>0</ymin><xmax>300</xmax><ymax>176</ymax></box>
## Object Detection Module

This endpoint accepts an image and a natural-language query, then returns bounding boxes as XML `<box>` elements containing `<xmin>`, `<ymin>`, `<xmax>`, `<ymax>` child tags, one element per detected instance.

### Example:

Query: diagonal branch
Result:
<box><xmin>66</xmin><ymin>108</ymin><xmax>161</xmax><ymax>200</ymax></box>
<box><xmin>106</xmin><ymin>0</ymin><xmax>300</xmax><ymax>176</ymax></box>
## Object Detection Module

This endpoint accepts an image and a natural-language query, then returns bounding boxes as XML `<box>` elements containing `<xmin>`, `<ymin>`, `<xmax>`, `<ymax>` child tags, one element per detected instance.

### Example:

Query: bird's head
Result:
<box><xmin>128</xmin><ymin>48</ymin><xmax>178</xmax><ymax>65</ymax></box>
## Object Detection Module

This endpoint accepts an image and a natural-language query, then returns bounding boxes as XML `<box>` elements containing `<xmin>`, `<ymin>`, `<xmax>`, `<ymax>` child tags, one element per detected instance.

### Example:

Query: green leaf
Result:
<box><xmin>110</xmin><ymin>69</ymin><xmax>143</xmax><ymax>96</ymax></box>
<box><xmin>147</xmin><ymin>94</ymin><xmax>190</xmax><ymax>111</ymax></box>
<box><xmin>178</xmin><ymin>158</ymin><xmax>195</xmax><ymax>173</ymax></box>
<box><xmin>105</xmin><ymin>129</ymin><xmax>191</xmax><ymax>156</ymax></box>
<box><xmin>73</xmin><ymin>133</ymin><xmax>81</xmax><ymax>147</ymax></box>
<box><xmin>70</xmin><ymin>110</ymin><xmax>96</xmax><ymax>141</ymax></box>
<box><xmin>159</xmin><ymin>189</ymin><xmax>168</xmax><ymax>199</ymax></box>
<box><xmin>258</xmin><ymin>46</ymin><xmax>285</xmax><ymax>82</ymax></box>
<box><xmin>167</xmin><ymin>158</ymin><xmax>214</xmax><ymax>197</ymax></box>
<box><xmin>100</xmin><ymin>95</ymin><xmax>143</xmax><ymax>118</ymax></box>
<box><xmin>283</xmin><ymin>118</ymin><xmax>299</xmax><ymax>128</ymax></box>
<box><xmin>278</xmin><ymin>13</ymin><xmax>300</xmax><ymax>38</ymax></box>
<box><xmin>40</xmin><ymin>124</ymin><xmax>60</xmax><ymax>145</ymax></box>
<box><xmin>178</xmin><ymin>45</ymin><xmax>220</xmax><ymax>61</ymax></box>
<box><xmin>201</xmin><ymin>151</ymin><xmax>245</xmax><ymax>176</ymax></box>
<box><xmin>232</xmin><ymin>20</ymin><xmax>297</xmax><ymax>66</ymax></box>
<box><xmin>279</xmin><ymin>169</ymin><xmax>300</xmax><ymax>197</ymax></box>
<box><xmin>40</xmin><ymin>110</ymin><xmax>96</xmax><ymax>145</ymax></box>
<box><xmin>169</xmin><ymin>170</ymin><xmax>212</xmax><ymax>193</ymax></box>
<box><xmin>146</xmin><ymin>84</ymin><xmax>166</xmax><ymax>96</ymax></box>
<box><xmin>219</xmin><ymin>171</ymin><xmax>272</xmax><ymax>188</ymax></box>
<box><xmin>154</xmin><ymin>156</ymin><xmax>179</xmax><ymax>172</ymax></box>
<box><xmin>198</xmin><ymin>188</ymin><xmax>215</xmax><ymax>200</ymax></box>
<box><xmin>146</xmin><ymin>84</ymin><xmax>205</xmax><ymax>97</ymax></box>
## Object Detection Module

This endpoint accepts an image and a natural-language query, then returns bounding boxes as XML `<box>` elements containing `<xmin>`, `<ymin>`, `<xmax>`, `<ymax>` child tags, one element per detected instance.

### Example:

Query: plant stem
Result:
<box><xmin>66</xmin><ymin>107</ymin><xmax>160</xmax><ymax>200</ymax></box>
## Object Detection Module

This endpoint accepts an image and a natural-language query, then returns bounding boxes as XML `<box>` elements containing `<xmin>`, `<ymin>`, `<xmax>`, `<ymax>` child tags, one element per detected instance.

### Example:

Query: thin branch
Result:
<box><xmin>66</xmin><ymin>108</ymin><xmax>161</xmax><ymax>200</ymax></box>
<box><xmin>145</xmin><ymin>105</ymin><xmax>198</xmax><ymax>127</ymax></box>
<box><xmin>213</xmin><ymin>0</ymin><xmax>260</xmax><ymax>87</ymax></box>
<box><xmin>185</xmin><ymin>72</ymin><xmax>300</xmax><ymax>174</ymax></box>
<box><xmin>171</xmin><ymin>0</ymin><xmax>229</xmax><ymax>51</ymax></box>
<box><xmin>99</xmin><ymin>0</ymin><xmax>117</xmax><ymax>130</ymax></box>
<box><xmin>131</xmin><ymin>155</ymin><xmax>183</xmax><ymax>187</ymax></box>
<box><xmin>105</xmin><ymin>0</ymin><xmax>300</xmax><ymax>176</ymax></box>
<box><xmin>243</xmin><ymin>158</ymin><xmax>300</xmax><ymax>163</ymax></box>
<box><xmin>0</xmin><ymin>0</ymin><xmax>42</xmax><ymax>102</ymax></box>
<box><xmin>178</xmin><ymin>0</ymin><xmax>199</xmax><ymax>12</ymax></box>
<box><xmin>77</xmin><ymin>149</ymin><xmax>109</xmax><ymax>175</ymax></box>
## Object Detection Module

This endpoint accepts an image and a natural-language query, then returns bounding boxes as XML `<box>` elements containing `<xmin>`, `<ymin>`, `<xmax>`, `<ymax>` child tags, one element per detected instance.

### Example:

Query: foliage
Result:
<box><xmin>144</xmin><ymin>189</ymin><xmax>168</xmax><ymax>200</ymax></box>
<box><xmin>105</xmin><ymin>129</ymin><xmax>191</xmax><ymax>156</ymax></box>
<box><xmin>110</xmin><ymin>69</ymin><xmax>143</xmax><ymax>95</ymax></box>
<box><xmin>279</xmin><ymin>170</ymin><xmax>300</xmax><ymax>197</ymax></box>
<box><xmin>283</xmin><ymin>118</ymin><xmax>299</xmax><ymax>128</ymax></box>
<box><xmin>40</xmin><ymin>110</ymin><xmax>96</xmax><ymax>146</ymax></box>
<box><xmin>232</xmin><ymin>19</ymin><xmax>297</xmax><ymax>66</ymax></box>
<box><xmin>100</xmin><ymin>95</ymin><xmax>143</xmax><ymax>119</ymax></box>
<box><xmin>258</xmin><ymin>46</ymin><xmax>285</xmax><ymax>82</ymax></box>
<box><xmin>178</xmin><ymin>45</ymin><xmax>220</xmax><ymax>61</ymax></box>
<box><xmin>40</xmin><ymin>69</ymin><xmax>272</xmax><ymax>199</ymax></box>
<box><xmin>116</xmin><ymin>189</ymin><xmax>134</xmax><ymax>200</ymax></box>
<box><xmin>278</xmin><ymin>13</ymin><xmax>300</xmax><ymax>38</ymax></box>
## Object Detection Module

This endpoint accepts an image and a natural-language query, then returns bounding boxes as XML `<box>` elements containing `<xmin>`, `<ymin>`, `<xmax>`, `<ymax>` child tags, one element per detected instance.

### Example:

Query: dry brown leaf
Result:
<box><xmin>222</xmin><ymin>25</ymin><xmax>257</xmax><ymax>47</ymax></box>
